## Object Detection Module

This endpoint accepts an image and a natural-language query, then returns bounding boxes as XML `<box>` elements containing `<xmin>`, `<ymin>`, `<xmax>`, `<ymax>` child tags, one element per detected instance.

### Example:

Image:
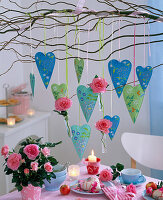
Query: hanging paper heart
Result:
<box><xmin>35</xmin><ymin>52</ymin><xmax>55</xmax><ymax>89</ymax></box>
<box><xmin>51</xmin><ymin>83</ymin><xmax>67</xmax><ymax>100</ymax></box>
<box><xmin>136</xmin><ymin>66</ymin><xmax>153</xmax><ymax>91</ymax></box>
<box><xmin>108</xmin><ymin>59</ymin><xmax>132</xmax><ymax>98</ymax></box>
<box><xmin>77</xmin><ymin>85</ymin><xmax>98</xmax><ymax>123</ymax></box>
<box><xmin>71</xmin><ymin>124</ymin><xmax>91</xmax><ymax>160</ymax></box>
<box><xmin>104</xmin><ymin>115</ymin><xmax>120</xmax><ymax>140</ymax></box>
<box><xmin>123</xmin><ymin>85</ymin><xmax>145</xmax><ymax>123</ymax></box>
<box><xmin>74</xmin><ymin>58</ymin><xmax>84</xmax><ymax>84</ymax></box>
<box><xmin>30</xmin><ymin>73</ymin><xmax>35</xmax><ymax>97</ymax></box>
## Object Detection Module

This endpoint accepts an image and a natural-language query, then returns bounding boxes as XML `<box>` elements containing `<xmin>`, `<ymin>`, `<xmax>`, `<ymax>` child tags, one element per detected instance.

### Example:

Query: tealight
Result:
<box><xmin>68</xmin><ymin>165</ymin><xmax>80</xmax><ymax>181</ymax></box>
<box><xmin>7</xmin><ymin>118</ymin><xmax>15</xmax><ymax>127</ymax></box>
<box><xmin>27</xmin><ymin>108</ymin><xmax>35</xmax><ymax>117</ymax></box>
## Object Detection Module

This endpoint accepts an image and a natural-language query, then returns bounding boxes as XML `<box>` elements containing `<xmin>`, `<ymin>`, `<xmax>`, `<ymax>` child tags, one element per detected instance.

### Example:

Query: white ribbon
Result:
<box><xmin>75</xmin><ymin>0</ymin><xmax>86</xmax><ymax>14</ymax></box>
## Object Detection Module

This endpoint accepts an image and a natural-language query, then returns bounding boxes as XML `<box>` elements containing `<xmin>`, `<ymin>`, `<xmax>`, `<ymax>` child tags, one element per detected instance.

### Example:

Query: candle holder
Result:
<box><xmin>68</xmin><ymin>165</ymin><xmax>80</xmax><ymax>181</ymax></box>
<box><xmin>85</xmin><ymin>158</ymin><xmax>101</xmax><ymax>175</ymax></box>
<box><xmin>7</xmin><ymin>118</ymin><xmax>16</xmax><ymax>128</ymax></box>
<box><xmin>27</xmin><ymin>108</ymin><xmax>35</xmax><ymax>117</ymax></box>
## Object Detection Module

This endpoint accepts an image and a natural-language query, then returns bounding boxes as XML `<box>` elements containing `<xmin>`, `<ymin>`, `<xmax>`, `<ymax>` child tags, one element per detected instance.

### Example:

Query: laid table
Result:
<box><xmin>0</xmin><ymin>164</ymin><xmax>160</xmax><ymax>200</ymax></box>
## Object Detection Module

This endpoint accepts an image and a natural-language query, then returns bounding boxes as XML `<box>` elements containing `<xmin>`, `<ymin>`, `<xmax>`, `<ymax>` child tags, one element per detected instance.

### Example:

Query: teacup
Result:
<box><xmin>121</xmin><ymin>168</ymin><xmax>144</xmax><ymax>184</ymax></box>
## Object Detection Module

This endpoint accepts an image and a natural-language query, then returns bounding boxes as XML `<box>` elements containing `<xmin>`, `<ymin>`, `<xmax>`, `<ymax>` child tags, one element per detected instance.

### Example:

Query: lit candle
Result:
<box><xmin>7</xmin><ymin>118</ymin><xmax>15</xmax><ymax>127</ymax></box>
<box><xmin>68</xmin><ymin>165</ymin><xmax>80</xmax><ymax>180</ymax></box>
<box><xmin>88</xmin><ymin>150</ymin><xmax>97</xmax><ymax>162</ymax></box>
<box><xmin>27</xmin><ymin>109</ymin><xmax>35</xmax><ymax>117</ymax></box>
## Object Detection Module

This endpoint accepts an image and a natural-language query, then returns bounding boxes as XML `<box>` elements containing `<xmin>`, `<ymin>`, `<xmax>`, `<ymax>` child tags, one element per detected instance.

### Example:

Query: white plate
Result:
<box><xmin>70</xmin><ymin>179</ymin><xmax>111</xmax><ymax>195</ymax></box>
<box><xmin>118</xmin><ymin>175</ymin><xmax>146</xmax><ymax>186</ymax></box>
<box><xmin>142</xmin><ymin>190</ymin><xmax>154</xmax><ymax>200</ymax></box>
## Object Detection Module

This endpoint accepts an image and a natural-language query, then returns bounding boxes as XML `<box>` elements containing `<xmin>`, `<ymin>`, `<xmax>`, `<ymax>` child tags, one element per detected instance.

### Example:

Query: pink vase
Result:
<box><xmin>20</xmin><ymin>184</ymin><xmax>41</xmax><ymax>200</ymax></box>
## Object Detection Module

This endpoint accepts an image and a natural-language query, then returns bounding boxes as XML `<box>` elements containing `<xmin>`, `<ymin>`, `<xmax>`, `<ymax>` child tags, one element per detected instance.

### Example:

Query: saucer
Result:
<box><xmin>118</xmin><ymin>175</ymin><xmax>146</xmax><ymax>186</ymax></box>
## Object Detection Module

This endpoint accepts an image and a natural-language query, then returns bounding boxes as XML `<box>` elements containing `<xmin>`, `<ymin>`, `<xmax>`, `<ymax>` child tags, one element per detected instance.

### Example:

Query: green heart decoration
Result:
<box><xmin>71</xmin><ymin>124</ymin><xmax>91</xmax><ymax>160</ymax></box>
<box><xmin>74</xmin><ymin>58</ymin><xmax>84</xmax><ymax>84</ymax></box>
<box><xmin>123</xmin><ymin>85</ymin><xmax>145</xmax><ymax>123</ymax></box>
<box><xmin>51</xmin><ymin>83</ymin><xmax>67</xmax><ymax>100</ymax></box>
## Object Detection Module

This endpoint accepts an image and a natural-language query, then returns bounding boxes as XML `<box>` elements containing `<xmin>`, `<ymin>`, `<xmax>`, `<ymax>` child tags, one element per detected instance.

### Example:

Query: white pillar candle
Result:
<box><xmin>68</xmin><ymin>165</ymin><xmax>80</xmax><ymax>180</ymax></box>
<box><xmin>7</xmin><ymin>118</ymin><xmax>15</xmax><ymax>127</ymax></box>
<box><xmin>88</xmin><ymin>150</ymin><xmax>97</xmax><ymax>162</ymax></box>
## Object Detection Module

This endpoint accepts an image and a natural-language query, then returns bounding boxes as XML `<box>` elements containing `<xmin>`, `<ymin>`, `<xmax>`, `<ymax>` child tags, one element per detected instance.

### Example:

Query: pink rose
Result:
<box><xmin>99</xmin><ymin>169</ymin><xmax>113</xmax><ymax>182</ymax></box>
<box><xmin>24</xmin><ymin>168</ymin><xmax>29</xmax><ymax>175</ymax></box>
<box><xmin>55</xmin><ymin>97</ymin><xmax>72</xmax><ymax>111</ymax></box>
<box><xmin>24</xmin><ymin>144</ymin><xmax>40</xmax><ymax>160</ymax></box>
<box><xmin>7</xmin><ymin>153</ymin><xmax>22</xmax><ymax>171</ymax></box>
<box><xmin>41</xmin><ymin>147</ymin><xmax>50</xmax><ymax>157</ymax></box>
<box><xmin>126</xmin><ymin>183</ymin><xmax>137</xmax><ymax>194</ymax></box>
<box><xmin>146</xmin><ymin>187</ymin><xmax>153</xmax><ymax>196</ymax></box>
<box><xmin>31</xmin><ymin>162</ymin><xmax>38</xmax><ymax>171</ymax></box>
<box><xmin>90</xmin><ymin>77</ymin><xmax>108</xmax><ymax>93</ymax></box>
<box><xmin>44</xmin><ymin>162</ymin><xmax>53</xmax><ymax>173</ymax></box>
<box><xmin>1</xmin><ymin>145</ymin><xmax>9</xmax><ymax>158</ymax></box>
<box><xmin>95</xmin><ymin>119</ymin><xmax>112</xmax><ymax>134</ymax></box>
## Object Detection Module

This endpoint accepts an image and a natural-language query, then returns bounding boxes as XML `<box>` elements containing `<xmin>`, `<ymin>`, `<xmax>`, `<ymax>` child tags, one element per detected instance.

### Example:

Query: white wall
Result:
<box><xmin>21</xmin><ymin>0</ymin><xmax>150</xmax><ymax>176</ymax></box>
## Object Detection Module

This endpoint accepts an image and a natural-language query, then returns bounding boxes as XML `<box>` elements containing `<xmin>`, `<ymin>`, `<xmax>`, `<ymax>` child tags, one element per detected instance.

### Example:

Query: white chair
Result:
<box><xmin>121</xmin><ymin>132</ymin><xmax>163</xmax><ymax>170</ymax></box>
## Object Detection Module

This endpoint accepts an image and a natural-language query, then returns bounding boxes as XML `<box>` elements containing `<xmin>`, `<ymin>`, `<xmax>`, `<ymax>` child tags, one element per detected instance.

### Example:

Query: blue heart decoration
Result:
<box><xmin>30</xmin><ymin>73</ymin><xmax>35</xmax><ymax>97</ymax></box>
<box><xmin>71</xmin><ymin>124</ymin><xmax>91</xmax><ymax>160</ymax></box>
<box><xmin>77</xmin><ymin>85</ymin><xmax>98</xmax><ymax>123</ymax></box>
<box><xmin>104</xmin><ymin>115</ymin><xmax>120</xmax><ymax>140</ymax></box>
<box><xmin>108</xmin><ymin>59</ymin><xmax>132</xmax><ymax>98</ymax></box>
<box><xmin>35</xmin><ymin>52</ymin><xmax>55</xmax><ymax>89</ymax></box>
<box><xmin>136</xmin><ymin>66</ymin><xmax>153</xmax><ymax>91</ymax></box>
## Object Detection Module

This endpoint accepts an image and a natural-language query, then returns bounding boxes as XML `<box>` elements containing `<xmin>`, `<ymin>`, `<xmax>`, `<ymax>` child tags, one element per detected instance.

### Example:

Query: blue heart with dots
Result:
<box><xmin>104</xmin><ymin>115</ymin><xmax>120</xmax><ymax>140</ymax></box>
<box><xmin>136</xmin><ymin>66</ymin><xmax>153</xmax><ymax>91</ymax></box>
<box><xmin>35</xmin><ymin>52</ymin><xmax>55</xmax><ymax>89</ymax></box>
<box><xmin>77</xmin><ymin>85</ymin><xmax>98</xmax><ymax>123</ymax></box>
<box><xmin>71</xmin><ymin>124</ymin><xmax>91</xmax><ymax>160</ymax></box>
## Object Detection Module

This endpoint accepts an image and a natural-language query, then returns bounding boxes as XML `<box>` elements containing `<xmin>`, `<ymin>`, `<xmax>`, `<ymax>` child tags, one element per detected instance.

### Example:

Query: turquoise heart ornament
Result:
<box><xmin>71</xmin><ymin>124</ymin><xmax>91</xmax><ymax>160</ymax></box>
<box><xmin>104</xmin><ymin>115</ymin><xmax>120</xmax><ymax>140</ymax></box>
<box><xmin>77</xmin><ymin>85</ymin><xmax>98</xmax><ymax>123</ymax></box>
<box><xmin>108</xmin><ymin>59</ymin><xmax>132</xmax><ymax>98</ymax></box>
<box><xmin>35</xmin><ymin>52</ymin><xmax>55</xmax><ymax>89</ymax></box>
<box><xmin>30</xmin><ymin>73</ymin><xmax>35</xmax><ymax>97</ymax></box>
<box><xmin>136</xmin><ymin>66</ymin><xmax>153</xmax><ymax>91</ymax></box>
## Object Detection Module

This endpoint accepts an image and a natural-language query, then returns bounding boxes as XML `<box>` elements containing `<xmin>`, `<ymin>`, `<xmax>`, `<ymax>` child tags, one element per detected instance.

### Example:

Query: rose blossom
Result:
<box><xmin>24</xmin><ymin>144</ymin><xmax>40</xmax><ymax>160</ymax></box>
<box><xmin>99</xmin><ymin>169</ymin><xmax>113</xmax><ymax>182</ymax></box>
<box><xmin>24</xmin><ymin>168</ymin><xmax>29</xmax><ymax>175</ymax></box>
<box><xmin>44</xmin><ymin>162</ymin><xmax>53</xmax><ymax>172</ymax></box>
<box><xmin>95</xmin><ymin>119</ymin><xmax>112</xmax><ymax>134</ymax></box>
<box><xmin>41</xmin><ymin>147</ymin><xmax>50</xmax><ymax>157</ymax></box>
<box><xmin>90</xmin><ymin>77</ymin><xmax>108</xmax><ymax>93</ymax></box>
<box><xmin>146</xmin><ymin>187</ymin><xmax>153</xmax><ymax>196</ymax></box>
<box><xmin>7</xmin><ymin>153</ymin><xmax>22</xmax><ymax>171</ymax></box>
<box><xmin>55</xmin><ymin>97</ymin><xmax>72</xmax><ymax>111</ymax></box>
<box><xmin>126</xmin><ymin>183</ymin><xmax>137</xmax><ymax>194</ymax></box>
<box><xmin>1</xmin><ymin>145</ymin><xmax>9</xmax><ymax>158</ymax></box>
<box><xmin>31</xmin><ymin>162</ymin><xmax>38</xmax><ymax>171</ymax></box>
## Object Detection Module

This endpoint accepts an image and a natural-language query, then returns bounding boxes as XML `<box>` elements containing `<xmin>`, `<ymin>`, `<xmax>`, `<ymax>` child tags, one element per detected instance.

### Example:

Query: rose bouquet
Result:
<box><xmin>1</xmin><ymin>137</ymin><xmax>62</xmax><ymax>192</ymax></box>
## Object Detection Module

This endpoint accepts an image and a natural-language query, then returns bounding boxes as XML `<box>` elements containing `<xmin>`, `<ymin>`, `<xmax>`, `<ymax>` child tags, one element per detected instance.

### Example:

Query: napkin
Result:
<box><xmin>102</xmin><ymin>187</ymin><xmax>134</xmax><ymax>200</ymax></box>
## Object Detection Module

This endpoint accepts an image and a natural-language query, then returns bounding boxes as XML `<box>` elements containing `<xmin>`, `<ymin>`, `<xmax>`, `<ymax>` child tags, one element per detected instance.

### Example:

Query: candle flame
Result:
<box><xmin>91</xmin><ymin>150</ymin><xmax>94</xmax><ymax>156</ymax></box>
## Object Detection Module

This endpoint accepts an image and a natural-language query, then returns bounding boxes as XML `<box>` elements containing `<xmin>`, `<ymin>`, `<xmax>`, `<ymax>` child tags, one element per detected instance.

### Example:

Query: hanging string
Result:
<box><xmin>102</xmin><ymin>18</ymin><xmax>105</xmax><ymax>118</ymax></box>
<box><xmin>144</xmin><ymin>18</ymin><xmax>146</xmax><ymax>67</ymax></box>
<box><xmin>56</xmin><ymin>15</ymin><xmax>60</xmax><ymax>84</ymax></box>
<box><xmin>65</xmin><ymin>17</ymin><xmax>69</xmax><ymax>97</ymax></box>
<box><xmin>110</xmin><ymin>17</ymin><xmax>114</xmax><ymax>117</ymax></box>
<box><xmin>78</xmin><ymin>20</ymin><xmax>81</xmax><ymax>126</ymax></box>
<box><xmin>86</xmin><ymin>19</ymin><xmax>90</xmax><ymax>84</ymax></box>
<box><xmin>118</xmin><ymin>17</ymin><xmax>121</xmax><ymax>61</ymax></box>
<box><xmin>147</xmin><ymin>21</ymin><xmax>151</xmax><ymax>57</ymax></box>
<box><xmin>133</xmin><ymin>21</ymin><xmax>136</xmax><ymax>86</ymax></box>
<box><xmin>44</xmin><ymin>16</ymin><xmax>46</xmax><ymax>55</ymax></box>
<box><xmin>29</xmin><ymin>15</ymin><xmax>33</xmax><ymax>74</ymax></box>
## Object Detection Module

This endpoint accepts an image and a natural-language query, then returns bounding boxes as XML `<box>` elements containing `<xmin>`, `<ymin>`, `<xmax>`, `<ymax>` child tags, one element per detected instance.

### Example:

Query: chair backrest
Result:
<box><xmin>121</xmin><ymin>132</ymin><xmax>163</xmax><ymax>170</ymax></box>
